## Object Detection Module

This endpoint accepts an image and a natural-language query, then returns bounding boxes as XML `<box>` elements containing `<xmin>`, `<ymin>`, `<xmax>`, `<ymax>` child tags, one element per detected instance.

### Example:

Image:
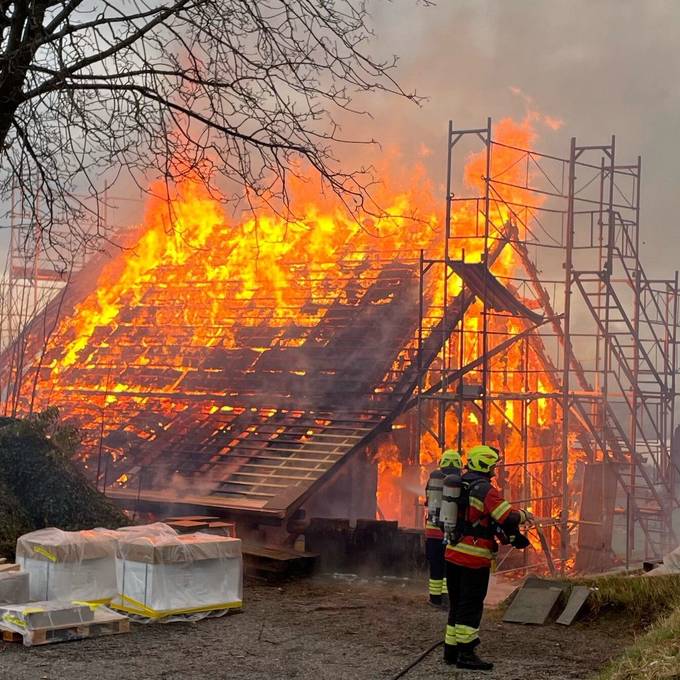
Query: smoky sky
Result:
<box><xmin>361</xmin><ymin>0</ymin><xmax>680</xmax><ymax>277</ymax></box>
<box><xmin>1</xmin><ymin>0</ymin><xmax>679</xmax><ymax>279</ymax></box>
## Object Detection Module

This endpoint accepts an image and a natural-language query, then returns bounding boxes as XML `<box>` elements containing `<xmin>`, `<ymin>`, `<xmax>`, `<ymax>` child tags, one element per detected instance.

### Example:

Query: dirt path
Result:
<box><xmin>0</xmin><ymin>577</ymin><xmax>632</xmax><ymax>680</ymax></box>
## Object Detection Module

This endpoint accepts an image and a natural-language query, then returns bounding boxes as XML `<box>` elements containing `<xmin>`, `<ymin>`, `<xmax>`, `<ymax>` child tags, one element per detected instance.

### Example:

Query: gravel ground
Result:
<box><xmin>0</xmin><ymin>576</ymin><xmax>632</xmax><ymax>680</ymax></box>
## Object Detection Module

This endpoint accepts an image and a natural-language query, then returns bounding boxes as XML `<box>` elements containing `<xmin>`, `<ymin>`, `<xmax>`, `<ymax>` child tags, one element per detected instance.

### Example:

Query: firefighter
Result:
<box><xmin>425</xmin><ymin>449</ymin><xmax>462</xmax><ymax>605</ymax></box>
<box><xmin>443</xmin><ymin>444</ymin><xmax>532</xmax><ymax>671</ymax></box>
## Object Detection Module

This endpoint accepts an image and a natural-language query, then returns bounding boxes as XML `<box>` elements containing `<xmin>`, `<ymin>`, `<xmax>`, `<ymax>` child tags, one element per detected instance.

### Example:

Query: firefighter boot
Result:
<box><xmin>443</xmin><ymin>643</ymin><xmax>458</xmax><ymax>665</ymax></box>
<box><xmin>429</xmin><ymin>594</ymin><xmax>443</xmax><ymax>606</ymax></box>
<box><xmin>456</xmin><ymin>643</ymin><xmax>493</xmax><ymax>671</ymax></box>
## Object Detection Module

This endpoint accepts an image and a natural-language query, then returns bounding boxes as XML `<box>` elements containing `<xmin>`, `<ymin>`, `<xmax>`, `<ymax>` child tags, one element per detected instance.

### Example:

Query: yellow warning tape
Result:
<box><xmin>110</xmin><ymin>594</ymin><xmax>242</xmax><ymax>619</ymax></box>
<box><xmin>2</xmin><ymin>614</ymin><xmax>27</xmax><ymax>628</ymax></box>
<box><xmin>71</xmin><ymin>599</ymin><xmax>112</xmax><ymax>611</ymax></box>
<box><xmin>33</xmin><ymin>546</ymin><xmax>57</xmax><ymax>562</ymax></box>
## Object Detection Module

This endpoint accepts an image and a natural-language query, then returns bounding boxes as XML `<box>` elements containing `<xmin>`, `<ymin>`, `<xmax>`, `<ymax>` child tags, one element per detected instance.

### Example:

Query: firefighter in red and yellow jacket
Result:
<box><xmin>444</xmin><ymin>445</ymin><xmax>532</xmax><ymax>671</ymax></box>
<box><xmin>424</xmin><ymin>449</ymin><xmax>462</xmax><ymax>605</ymax></box>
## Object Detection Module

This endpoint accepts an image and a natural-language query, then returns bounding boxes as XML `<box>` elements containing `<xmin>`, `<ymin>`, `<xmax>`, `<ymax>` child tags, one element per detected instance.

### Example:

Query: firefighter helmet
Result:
<box><xmin>439</xmin><ymin>449</ymin><xmax>463</xmax><ymax>470</ymax></box>
<box><xmin>466</xmin><ymin>445</ymin><xmax>500</xmax><ymax>473</ymax></box>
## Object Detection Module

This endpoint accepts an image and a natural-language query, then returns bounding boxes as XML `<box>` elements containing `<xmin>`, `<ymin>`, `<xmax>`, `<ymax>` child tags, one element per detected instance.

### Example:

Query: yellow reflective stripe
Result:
<box><xmin>491</xmin><ymin>500</ymin><xmax>512</xmax><ymax>521</ymax></box>
<box><xmin>455</xmin><ymin>624</ymin><xmax>479</xmax><ymax>644</ymax></box>
<box><xmin>469</xmin><ymin>496</ymin><xmax>484</xmax><ymax>511</ymax></box>
<box><xmin>451</xmin><ymin>543</ymin><xmax>493</xmax><ymax>559</ymax></box>
<box><xmin>445</xmin><ymin>624</ymin><xmax>456</xmax><ymax>645</ymax></box>
<box><xmin>428</xmin><ymin>579</ymin><xmax>443</xmax><ymax>595</ymax></box>
<box><xmin>441</xmin><ymin>579</ymin><xmax>448</xmax><ymax>594</ymax></box>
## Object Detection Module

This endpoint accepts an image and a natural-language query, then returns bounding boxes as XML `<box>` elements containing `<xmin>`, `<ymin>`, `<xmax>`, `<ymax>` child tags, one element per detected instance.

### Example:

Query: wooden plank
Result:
<box><xmin>242</xmin><ymin>542</ymin><xmax>317</xmax><ymax>578</ymax></box>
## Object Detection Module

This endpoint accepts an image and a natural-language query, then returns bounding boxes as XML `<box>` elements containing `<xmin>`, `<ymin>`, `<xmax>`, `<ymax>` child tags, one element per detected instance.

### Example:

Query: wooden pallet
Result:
<box><xmin>0</xmin><ymin>558</ymin><xmax>20</xmax><ymax>573</ymax></box>
<box><xmin>242</xmin><ymin>542</ymin><xmax>317</xmax><ymax>580</ymax></box>
<box><xmin>1</xmin><ymin>614</ymin><xmax>129</xmax><ymax>646</ymax></box>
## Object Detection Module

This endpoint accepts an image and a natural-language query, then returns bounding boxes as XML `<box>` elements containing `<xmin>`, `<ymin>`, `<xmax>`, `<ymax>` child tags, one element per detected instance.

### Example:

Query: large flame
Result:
<box><xmin>373</xmin><ymin>117</ymin><xmax>583</xmax><ymax>563</ymax></box>
<box><xmin>12</xmin><ymin>115</ymin><xmax>581</xmax><ymax>563</ymax></box>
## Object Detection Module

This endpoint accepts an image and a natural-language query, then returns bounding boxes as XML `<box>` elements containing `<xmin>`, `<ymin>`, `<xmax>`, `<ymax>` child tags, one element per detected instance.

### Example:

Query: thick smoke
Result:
<box><xmin>357</xmin><ymin>0</ymin><xmax>680</xmax><ymax>278</ymax></box>
<box><xmin>4</xmin><ymin>2</ymin><xmax>678</xmax><ymax>277</ymax></box>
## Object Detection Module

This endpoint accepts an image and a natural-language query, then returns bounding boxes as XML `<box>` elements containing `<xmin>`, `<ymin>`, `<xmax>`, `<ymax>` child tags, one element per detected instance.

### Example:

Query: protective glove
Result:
<box><xmin>508</xmin><ymin>532</ymin><xmax>531</xmax><ymax>549</ymax></box>
<box><xmin>519</xmin><ymin>509</ymin><xmax>534</xmax><ymax>524</ymax></box>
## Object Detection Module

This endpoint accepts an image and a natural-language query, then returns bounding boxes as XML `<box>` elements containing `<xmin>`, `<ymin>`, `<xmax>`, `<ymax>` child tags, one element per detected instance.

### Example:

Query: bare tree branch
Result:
<box><xmin>0</xmin><ymin>0</ymin><xmax>422</xmax><ymax>268</ymax></box>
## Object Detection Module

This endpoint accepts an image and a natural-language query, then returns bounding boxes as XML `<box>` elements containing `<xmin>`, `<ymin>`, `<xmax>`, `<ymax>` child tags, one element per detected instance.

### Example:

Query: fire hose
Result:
<box><xmin>388</xmin><ymin>640</ymin><xmax>443</xmax><ymax>680</ymax></box>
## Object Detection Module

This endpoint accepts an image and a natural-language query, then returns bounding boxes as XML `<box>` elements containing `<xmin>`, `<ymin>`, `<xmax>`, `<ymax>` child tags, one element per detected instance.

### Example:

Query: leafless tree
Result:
<box><xmin>0</xmin><ymin>1</ymin><xmax>419</xmax><ymax>265</ymax></box>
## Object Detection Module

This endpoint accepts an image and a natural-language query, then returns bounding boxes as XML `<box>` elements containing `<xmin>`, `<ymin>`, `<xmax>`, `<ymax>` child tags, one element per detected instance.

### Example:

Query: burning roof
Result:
<box><xmin>2</xmin><ymin>117</ymin><xmax>562</xmax><ymax>526</ymax></box>
<box><xmin>2</xmin><ymin>162</ymin><xmax>449</xmax><ymax>518</ymax></box>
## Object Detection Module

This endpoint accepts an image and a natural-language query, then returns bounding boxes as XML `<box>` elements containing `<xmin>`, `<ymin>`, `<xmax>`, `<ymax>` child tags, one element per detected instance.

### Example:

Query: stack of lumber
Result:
<box><xmin>163</xmin><ymin>516</ymin><xmax>237</xmax><ymax>537</ymax></box>
<box><xmin>0</xmin><ymin>558</ymin><xmax>20</xmax><ymax>573</ymax></box>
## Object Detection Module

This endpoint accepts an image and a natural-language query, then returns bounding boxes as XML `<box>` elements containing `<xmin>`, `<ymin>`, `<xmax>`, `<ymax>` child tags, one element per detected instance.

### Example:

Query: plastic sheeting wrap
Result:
<box><xmin>0</xmin><ymin>571</ymin><xmax>30</xmax><ymax>605</ymax></box>
<box><xmin>0</xmin><ymin>601</ymin><xmax>128</xmax><ymax>647</ymax></box>
<box><xmin>16</xmin><ymin>528</ymin><xmax>118</xmax><ymax>603</ymax></box>
<box><xmin>112</xmin><ymin>532</ymin><xmax>243</xmax><ymax>621</ymax></box>
<box><xmin>644</xmin><ymin>545</ymin><xmax>680</xmax><ymax>576</ymax></box>
<box><xmin>114</xmin><ymin>522</ymin><xmax>179</xmax><ymax>538</ymax></box>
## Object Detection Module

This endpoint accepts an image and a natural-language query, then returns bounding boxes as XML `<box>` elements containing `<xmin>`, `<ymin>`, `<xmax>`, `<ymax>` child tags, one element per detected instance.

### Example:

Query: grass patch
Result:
<box><xmin>576</xmin><ymin>573</ymin><xmax>680</xmax><ymax>626</ymax></box>
<box><xmin>596</xmin><ymin>605</ymin><xmax>680</xmax><ymax>680</ymax></box>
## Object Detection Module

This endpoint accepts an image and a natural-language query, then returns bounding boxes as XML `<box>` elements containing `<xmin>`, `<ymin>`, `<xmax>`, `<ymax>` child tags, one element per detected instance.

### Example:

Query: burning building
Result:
<box><xmin>1</xmin><ymin>116</ymin><xmax>678</xmax><ymax>573</ymax></box>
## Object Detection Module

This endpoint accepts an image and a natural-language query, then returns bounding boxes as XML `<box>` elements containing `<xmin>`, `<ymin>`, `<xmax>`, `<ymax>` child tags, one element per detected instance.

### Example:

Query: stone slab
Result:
<box><xmin>502</xmin><ymin>576</ymin><xmax>567</xmax><ymax>625</ymax></box>
<box><xmin>556</xmin><ymin>586</ymin><xmax>592</xmax><ymax>625</ymax></box>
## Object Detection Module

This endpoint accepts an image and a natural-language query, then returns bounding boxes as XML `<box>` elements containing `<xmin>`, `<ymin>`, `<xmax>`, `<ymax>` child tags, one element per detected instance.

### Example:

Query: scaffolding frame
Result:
<box><xmin>414</xmin><ymin>120</ymin><xmax>680</xmax><ymax>570</ymax></box>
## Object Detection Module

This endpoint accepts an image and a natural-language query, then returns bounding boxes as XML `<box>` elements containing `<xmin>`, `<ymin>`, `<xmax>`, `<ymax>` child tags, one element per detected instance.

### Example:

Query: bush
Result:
<box><xmin>0</xmin><ymin>409</ymin><xmax>128</xmax><ymax>559</ymax></box>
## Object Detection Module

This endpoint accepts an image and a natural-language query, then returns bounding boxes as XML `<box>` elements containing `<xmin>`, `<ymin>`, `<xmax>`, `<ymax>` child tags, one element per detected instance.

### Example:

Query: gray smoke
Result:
<box><xmin>358</xmin><ymin>0</ymin><xmax>680</xmax><ymax>278</ymax></box>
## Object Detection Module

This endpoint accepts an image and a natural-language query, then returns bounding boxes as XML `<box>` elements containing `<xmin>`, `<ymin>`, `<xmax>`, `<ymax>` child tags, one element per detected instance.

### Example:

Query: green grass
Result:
<box><xmin>596</xmin><ymin>605</ymin><xmax>680</xmax><ymax>680</ymax></box>
<box><xmin>576</xmin><ymin>573</ymin><xmax>680</xmax><ymax>625</ymax></box>
<box><xmin>570</xmin><ymin>573</ymin><xmax>680</xmax><ymax>680</ymax></box>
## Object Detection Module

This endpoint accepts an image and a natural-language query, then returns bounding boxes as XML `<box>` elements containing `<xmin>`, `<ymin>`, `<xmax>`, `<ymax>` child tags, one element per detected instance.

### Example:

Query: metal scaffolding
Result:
<box><xmin>414</xmin><ymin>120</ymin><xmax>680</xmax><ymax>572</ymax></box>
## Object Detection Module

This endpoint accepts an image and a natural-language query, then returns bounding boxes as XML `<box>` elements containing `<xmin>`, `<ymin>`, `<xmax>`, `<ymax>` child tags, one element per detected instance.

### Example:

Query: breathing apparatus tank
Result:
<box><xmin>439</xmin><ymin>471</ymin><xmax>463</xmax><ymax>544</ymax></box>
<box><xmin>425</xmin><ymin>468</ymin><xmax>446</xmax><ymax>526</ymax></box>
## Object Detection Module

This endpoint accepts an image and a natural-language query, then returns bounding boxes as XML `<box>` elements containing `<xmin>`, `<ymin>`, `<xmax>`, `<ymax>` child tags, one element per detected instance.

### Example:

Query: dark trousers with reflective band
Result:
<box><xmin>445</xmin><ymin>562</ymin><xmax>490</xmax><ymax>647</ymax></box>
<box><xmin>425</xmin><ymin>537</ymin><xmax>448</xmax><ymax>596</ymax></box>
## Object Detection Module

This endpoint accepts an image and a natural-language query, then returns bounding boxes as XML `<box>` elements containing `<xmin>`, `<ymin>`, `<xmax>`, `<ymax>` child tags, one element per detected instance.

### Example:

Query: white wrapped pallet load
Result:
<box><xmin>16</xmin><ymin>528</ymin><xmax>118</xmax><ymax>603</ymax></box>
<box><xmin>114</xmin><ymin>522</ymin><xmax>179</xmax><ymax>538</ymax></box>
<box><xmin>112</xmin><ymin>532</ymin><xmax>243</xmax><ymax>621</ymax></box>
<box><xmin>0</xmin><ymin>571</ymin><xmax>30</xmax><ymax>605</ymax></box>
<box><xmin>0</xmin><ymin>601</ymin><xmax>129</xmax><ymax>647</ymax></box>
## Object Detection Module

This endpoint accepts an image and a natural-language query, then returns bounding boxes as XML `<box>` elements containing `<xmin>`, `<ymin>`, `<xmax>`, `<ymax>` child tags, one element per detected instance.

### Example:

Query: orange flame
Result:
<box><xmin>11</xmin><ymin>114</ymin><xmax>582</xmax><ymax>567</ymax></box>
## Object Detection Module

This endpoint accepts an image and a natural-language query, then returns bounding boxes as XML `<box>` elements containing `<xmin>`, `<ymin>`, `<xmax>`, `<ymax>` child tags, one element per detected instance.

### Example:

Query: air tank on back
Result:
<box><xmin>425</xmin><ymin>468</ymin><xmax>446</xmax><ymax>525</ymax></box>
<box><xmin>440</xmin><ymin>471</ymin><xmax>463</xmax><ymax>543</ymax></box>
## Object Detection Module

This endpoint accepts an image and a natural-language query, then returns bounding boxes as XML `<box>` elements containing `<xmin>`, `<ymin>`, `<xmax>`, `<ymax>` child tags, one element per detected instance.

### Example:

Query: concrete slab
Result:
<box><xmin>502</xmin><ymin>576</ymin><xmax>567</xmax><ymax>625</ymax></box>
<box><xmin>557</xmin><ymin>585</ymin><xmax>593</xmax><ymax>625</ymax></box>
